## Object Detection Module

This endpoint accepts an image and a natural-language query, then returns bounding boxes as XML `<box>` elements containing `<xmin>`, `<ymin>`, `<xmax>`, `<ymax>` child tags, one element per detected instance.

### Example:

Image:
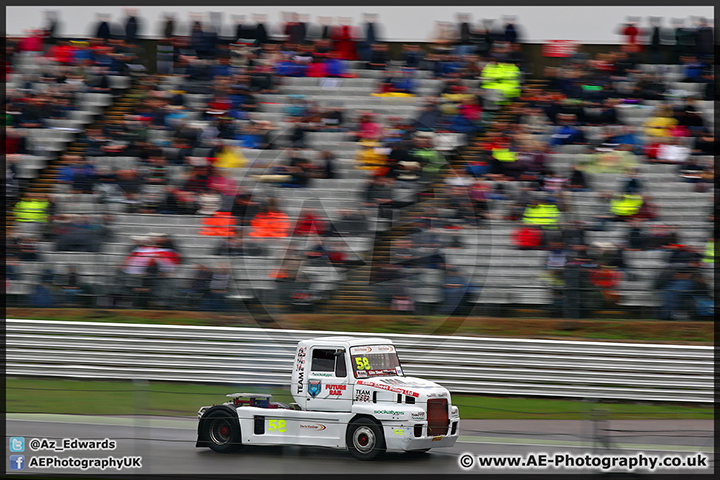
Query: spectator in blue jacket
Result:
<box><xmin>237</xmin><ymin>123</ymin><xmax>263</xmax><ymax>149</ymax></box>
<box><xmin>29</xmin><ymin>268</ymin><xmax>57</xmax><ymax>308</ymax></box>
<box><xmin>549</xmin><ymin>114</ymin><xmax>586</xmax><ymax>147</ymax></box>
<box><xmin>413</xmin><ymin>101</ymin><xmax>441</xmax><ymax>130</ymax></box>
<box><xmin>325</xmin><ymin>51</ymin><xmax>348</xmax><ymax>77</ymax></box>
<box><xmin>383</xmin><ymin>69</ymin><xmax>417</xmax><ymax>94</ymax></box>
<box><xmin>680</xmin><ymin>55</ymin><xmax>704</xmax><ymax>82</ymax></box>
<box><xmin>211</xmin><ymin>55</ymin><xmax>233</xmax><ymax>78</ymax></box>
<box><xmin>609</xmin><ymin>125</ymin><xmax>643</xmax><ymax>154</ymax></box>
<box><xmin>403</xmin><ymin>44</ymin><xmax>423</xmax><ymax>69</ymax></box>
<box><xmin>438</xmin><ymin>54</ymin><xmax>463</xmax><ymax>77</ymax></box>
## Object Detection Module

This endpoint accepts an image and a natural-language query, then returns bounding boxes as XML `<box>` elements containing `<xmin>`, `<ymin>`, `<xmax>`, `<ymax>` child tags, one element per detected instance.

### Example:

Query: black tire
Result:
<box><xmin>346</xmin><ymin>419</ymin><xmax>385</xmax><ymax>460</ymax></box>
<box><xmin>204</xmin><ymin>410</ymin><xmax>241</xmax><ymax>453</ymax></box>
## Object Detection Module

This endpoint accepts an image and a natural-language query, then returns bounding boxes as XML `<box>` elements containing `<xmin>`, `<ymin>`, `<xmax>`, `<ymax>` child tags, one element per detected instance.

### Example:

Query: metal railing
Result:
<box><xmin>5</xmin><ymin>319</ymin><xmax>713</xmax><ymax>404</ymax></box>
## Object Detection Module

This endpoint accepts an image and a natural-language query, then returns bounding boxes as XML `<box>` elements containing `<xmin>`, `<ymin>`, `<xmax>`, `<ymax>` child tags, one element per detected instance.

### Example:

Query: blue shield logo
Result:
<box><xmin>308</xmin><ymin>380</ymin><xmax>321</xmax><ymax>398</ymax></box>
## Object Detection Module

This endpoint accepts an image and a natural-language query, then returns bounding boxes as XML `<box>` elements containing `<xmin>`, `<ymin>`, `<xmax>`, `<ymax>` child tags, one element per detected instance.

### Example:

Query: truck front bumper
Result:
<box><xmin>382</xmin><ymin>421</ymin><xmax>459</xmax><ymax>452</ymax></box>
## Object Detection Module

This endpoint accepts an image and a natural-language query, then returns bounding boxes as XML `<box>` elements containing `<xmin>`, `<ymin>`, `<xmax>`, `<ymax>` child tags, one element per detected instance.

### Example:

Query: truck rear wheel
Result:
<box><xmin>346</xmin><ymin>419</ymin><xmax>385</xmax><ymax>460</ymax></box>
<box><xmin>205</xmin><ymin>410</ymin><xmax>241</xmax><ymax>453</ymax></box>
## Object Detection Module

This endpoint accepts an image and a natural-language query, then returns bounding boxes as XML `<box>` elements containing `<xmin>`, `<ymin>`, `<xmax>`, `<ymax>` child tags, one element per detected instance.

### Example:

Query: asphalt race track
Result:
<box><xmin>6</xmin><ymin>415</ymin><xmax>714</xmax><ymax>475</ymax></box>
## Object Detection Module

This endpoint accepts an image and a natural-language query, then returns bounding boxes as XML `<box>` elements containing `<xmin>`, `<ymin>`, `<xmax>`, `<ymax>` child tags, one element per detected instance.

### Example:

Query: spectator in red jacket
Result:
<box><xmin>512</xmin><ymin>225</ymin><xmax>543</xmax><ymax>250</ymax></box>
<box><xmin>350</xmin><ymin>113</ymin><xmax>384</xmax><ymax>142</ymax></box>
<box><xmin>16</xmin><ymin>29</ymin><xmax>44</xmax><ymax>53</ymax></box>
<box><xmin>293</xmin><ymin>208</ymin><xmax>328</xmax><ymax>236</ymax></box>
<box><xmin>46</xmin><ymin>40</ymin><xmax>77</xmax><ymax>64</ymax></box>
<box><xmin>634</xmin><ymin>195</ymin><xmax>660</xmax><ymax>221</ymax></box>
<box><xmin>306</xmin><ymin>55</ymin><xmax>328</xmax><ymax>77</ymax></box>
<box><xmin>459</xmin><ymin>95</ymin><xmax>482</xmax><ymax>122</ymax></box>
<box><xmin>331</xmin><ymin>18</ymin><xmax>358</xmax><ymax>60</ymax></box>
<box><xmin>616</xmin><ymin>19</ymin><xmax>643</xmax><ymax>53</ymax></box>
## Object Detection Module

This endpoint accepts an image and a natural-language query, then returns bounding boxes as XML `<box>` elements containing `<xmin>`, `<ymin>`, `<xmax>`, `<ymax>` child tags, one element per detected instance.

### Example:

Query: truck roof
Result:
<box><xmin>301</xmin><ymin>336</ymin><xmax>393</xmax><ymax>348</ymax></box>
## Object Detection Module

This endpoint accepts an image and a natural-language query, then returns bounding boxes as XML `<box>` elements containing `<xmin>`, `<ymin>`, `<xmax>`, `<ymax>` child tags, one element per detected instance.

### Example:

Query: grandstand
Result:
<box><xmin>5</xmin><ymin>14</ymin><xmax>714</xmax><ymax>321</ymax></box>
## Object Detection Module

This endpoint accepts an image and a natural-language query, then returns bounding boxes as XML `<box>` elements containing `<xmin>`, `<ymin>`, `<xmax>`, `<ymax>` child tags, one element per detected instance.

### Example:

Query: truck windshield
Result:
<box><xmin>349</xmin><ymin>345</ymin><xmax>403</xmax><ymax>378</ymax></box>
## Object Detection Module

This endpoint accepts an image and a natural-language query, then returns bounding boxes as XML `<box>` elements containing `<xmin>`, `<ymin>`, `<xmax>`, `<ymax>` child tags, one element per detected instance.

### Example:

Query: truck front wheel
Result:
<box><xmin>205</xmin><ymin>411</ymin><xmax>241</xmax><ymax>453</ymax></box>
<box><xmin>346</xmin><ymin>419</ymin><xmax>385</xmax><ymax>460</ymax></box>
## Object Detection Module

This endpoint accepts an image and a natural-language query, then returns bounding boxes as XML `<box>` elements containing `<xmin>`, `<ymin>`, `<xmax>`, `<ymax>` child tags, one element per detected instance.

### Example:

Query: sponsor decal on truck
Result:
<box><xmin>326</xmin><ymin>384</ymin><xmax>346</xmax><ymax>396</ymax></box>
<box><xmin>299</xmin><ymin>424</ymin><xmax>327</xmax><ymax>431</ymax></box>
<box><xmin>374</xmin><ymin>410</ymin><xmax>404</xmax><ymax>416</ymax></box>
<box><xmin>354</xmin><ymin>389</ymin><xmax>371</xmax><ymax>402</ymax></box>
<box><xmin>350</xmin><ymin>345</ymin><xmax>396</xmax><ymax>355</ymax></box>
<box><xmin>308</xmin><ymin>380</ymin><xmax>321</xmax><ymax>398</ymax></box>
<box><xmin>356</xmin><ymin>380</ymin><xmax>419</xmax><ymax>398</ymax></box>
<box><xmin>296</xmin><ymin>347</ymin><xmax>307</xmax><ymax>394</ymax></box>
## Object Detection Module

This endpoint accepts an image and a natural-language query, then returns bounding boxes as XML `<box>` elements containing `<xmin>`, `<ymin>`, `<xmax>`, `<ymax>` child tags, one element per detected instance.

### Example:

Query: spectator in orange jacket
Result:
<box><xmin>248</xmin><ymin>198</ymin><xmax>290</xmax><ymax>238</ymax></box>
<box><xmin>590</xmin><ymin>263</ymin><xmax>623</xmax><ymax>305</ymax></box>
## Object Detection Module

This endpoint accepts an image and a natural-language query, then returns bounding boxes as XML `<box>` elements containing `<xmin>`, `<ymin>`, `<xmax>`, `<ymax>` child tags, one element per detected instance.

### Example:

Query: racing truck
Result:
<box><xmin>196</xmin><ymin>336</ymin><xmax>460</xmax><ymax>460</ymax></box>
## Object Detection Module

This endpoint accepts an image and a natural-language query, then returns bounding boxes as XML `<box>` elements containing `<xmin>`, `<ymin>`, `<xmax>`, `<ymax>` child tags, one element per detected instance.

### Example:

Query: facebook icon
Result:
<box><xmin>9</xmin><ymin>455</ymin><xmax>25</xmax><ymax>470</ymax></box>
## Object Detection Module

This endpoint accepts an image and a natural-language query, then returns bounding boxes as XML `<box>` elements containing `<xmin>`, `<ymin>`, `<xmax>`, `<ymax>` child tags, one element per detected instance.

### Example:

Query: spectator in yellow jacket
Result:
<box><xmin>643</xmin><ymin>105</ymin><xmax>678</xmax><ymax>137</ymax></box>
<box><xmin>355</xmin><ymin>139</ymin><xmax>389</xmax><ymax>173</ymax></box>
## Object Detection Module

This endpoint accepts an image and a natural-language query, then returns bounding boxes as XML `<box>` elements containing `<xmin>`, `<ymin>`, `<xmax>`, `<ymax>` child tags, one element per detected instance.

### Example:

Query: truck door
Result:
<box><xmin>306</xmin><ymin>347</ymin><xmax>352</xmax><ymax>412</ymax></box>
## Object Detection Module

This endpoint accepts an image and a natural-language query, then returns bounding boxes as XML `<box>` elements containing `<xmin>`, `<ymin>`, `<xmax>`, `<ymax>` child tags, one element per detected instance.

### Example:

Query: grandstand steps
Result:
<box><xmin>7</xmin><ymin>80</ymin><xmax>141</xmax><ymax>228</ymax></box>
<box><xmin>317</xmin><ymin>144</ymin><xmax>472</xmax><ymax>314</ymax></box>
<box><xmin>317</xmin><ymin>263</ymin><xmax>381</xmax><ymax>314</ymax></box>
<box><xmin>317</xmin><ymin>174</ymin><xmax>447</xmax><ymax>313</ymax></box>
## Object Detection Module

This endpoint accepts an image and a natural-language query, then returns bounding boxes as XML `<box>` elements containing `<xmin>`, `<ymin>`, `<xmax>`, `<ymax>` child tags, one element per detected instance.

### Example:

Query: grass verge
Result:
<box><xmin>6</xmin><ymin>377</ymin><xmax>713</xmax><ymax>420</ymax></box>
<box><xmin>6</xmin><ymin>308</ymin><xmax>714</xmax><ymax>343</ymax></box>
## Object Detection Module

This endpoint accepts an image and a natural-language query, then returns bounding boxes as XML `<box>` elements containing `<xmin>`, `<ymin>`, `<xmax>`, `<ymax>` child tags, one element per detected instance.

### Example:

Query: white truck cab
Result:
<box><xmin>196</xmin><ymin>336</ymin><xmax>460</xmax><ymax>460</ymax></box>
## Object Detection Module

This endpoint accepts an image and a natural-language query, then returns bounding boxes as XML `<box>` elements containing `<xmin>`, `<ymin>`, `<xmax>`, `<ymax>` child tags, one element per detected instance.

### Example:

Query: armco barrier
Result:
<box><xmin>5</xmin><ymin>319</ymin><xmax>714</xmax><ymax>403</ymax></box>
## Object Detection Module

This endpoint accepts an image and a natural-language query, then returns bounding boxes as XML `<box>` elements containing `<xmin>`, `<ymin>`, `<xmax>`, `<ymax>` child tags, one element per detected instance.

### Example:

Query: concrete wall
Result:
<box><xmin>6</xmin><ymin>5</ymin><xmax>714</xmax><ymax>44</ymax></box>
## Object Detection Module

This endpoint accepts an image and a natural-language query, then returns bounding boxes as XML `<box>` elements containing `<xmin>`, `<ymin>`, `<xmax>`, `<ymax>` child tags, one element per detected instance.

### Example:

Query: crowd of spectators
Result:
<box><xmin>6</xmin><ymin>10</ymin><xmax>714</xmax><ymax>318</ymax></box>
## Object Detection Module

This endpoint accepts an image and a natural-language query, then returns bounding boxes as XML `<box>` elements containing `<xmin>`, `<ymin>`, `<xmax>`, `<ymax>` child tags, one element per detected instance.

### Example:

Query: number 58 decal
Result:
<box><xmin>268</xmin><ymin>419</ymin><xmax>287</xmax><ymax>433</ymax></box>
<box><xmin>355</xmin><ymin>357</ymin><xmax>370</xmax><ymax>370</ymax></box>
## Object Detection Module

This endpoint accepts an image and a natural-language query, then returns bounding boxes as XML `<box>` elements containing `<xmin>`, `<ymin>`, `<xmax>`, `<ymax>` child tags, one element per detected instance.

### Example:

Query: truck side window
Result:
<box><xmin>311</xmin><ymin>349</ymin><xmax>335</xmax><ymax>372</ymax></box>
<box><xmin>335</xmin><ymin>352</ymin><xmax>347</xmax><ymax>378</ymax></box>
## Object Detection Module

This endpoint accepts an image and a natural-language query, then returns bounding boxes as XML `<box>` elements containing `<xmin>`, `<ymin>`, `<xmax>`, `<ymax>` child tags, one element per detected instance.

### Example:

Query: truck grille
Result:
<box><xmin>426</xmin><ymin>398</ymin><xmax>449</xmax><ymax>436</ymax></box>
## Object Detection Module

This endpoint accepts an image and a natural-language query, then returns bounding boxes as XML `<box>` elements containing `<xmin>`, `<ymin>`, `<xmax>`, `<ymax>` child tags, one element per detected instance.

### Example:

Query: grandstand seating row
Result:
<box><xmin>8</xmin><ymin>57</ymin><xmax>713</xmax><ymax>313</ymax></box>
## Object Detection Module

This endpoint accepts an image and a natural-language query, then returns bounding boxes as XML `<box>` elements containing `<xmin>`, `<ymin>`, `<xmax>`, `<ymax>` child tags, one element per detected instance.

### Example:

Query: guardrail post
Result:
<box><xmin>589</xmin><ymin>402</ymin><xmax>616</xmax><ymax>455</ymax></box>
<box><xmin>133</xmin><ymin>379</ymin><xmax>150</xmax><ymax>466</ymax></box>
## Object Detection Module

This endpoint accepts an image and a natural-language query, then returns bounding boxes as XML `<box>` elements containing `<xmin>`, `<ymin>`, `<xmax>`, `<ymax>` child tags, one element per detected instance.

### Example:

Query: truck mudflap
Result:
<box><xmin>381</xmin><ymin>420</ymin><xmax>460</xmax><ymax>452</ymax></box>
